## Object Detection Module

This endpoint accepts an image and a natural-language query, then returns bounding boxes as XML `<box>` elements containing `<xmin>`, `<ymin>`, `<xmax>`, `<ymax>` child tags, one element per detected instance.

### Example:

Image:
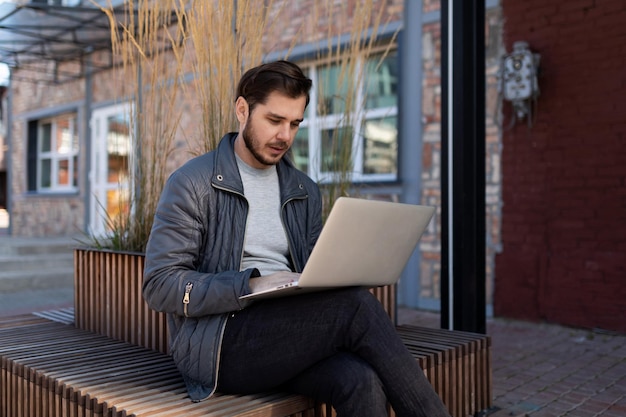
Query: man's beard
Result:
<box><xmin>242</xmin><ymin>122</ymin><xmax>288</xmax><ymax>167</ymax></box>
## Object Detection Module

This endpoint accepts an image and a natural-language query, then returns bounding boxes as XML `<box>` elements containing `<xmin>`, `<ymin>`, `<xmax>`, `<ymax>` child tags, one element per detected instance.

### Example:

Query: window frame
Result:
<box><xmin>297</xmin><ymin>51</ymin><xmax>399</xmax><ymax>184</ymax></box>
<box><xmin>34</xmin><ymin>113</ymin><xmax>79</xmax><ymax>194</ymax></box>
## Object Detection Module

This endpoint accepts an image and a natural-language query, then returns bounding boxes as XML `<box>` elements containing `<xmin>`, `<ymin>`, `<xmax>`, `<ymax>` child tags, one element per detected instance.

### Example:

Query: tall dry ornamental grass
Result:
<box><xmin>180</xmin><ymin>0</ymin><xmax>276</xmax><ymax>155</ymax></box>
<box><xmin>99</xmin><ymin>0</ymin><xmax>185</xmax><ymax>251</ymax></box>
<box><xmin>97</xmin><ymin>0</ymin><xmax>395</xmax><ymax>251</ymax></box>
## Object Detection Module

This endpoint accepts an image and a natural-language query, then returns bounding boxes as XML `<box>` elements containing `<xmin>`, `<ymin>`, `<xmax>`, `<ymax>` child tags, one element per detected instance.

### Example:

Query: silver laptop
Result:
<box><xmin>240</xmin><ymin>197</ymin><xmax>435</xmax><ymax>300</ymax></box>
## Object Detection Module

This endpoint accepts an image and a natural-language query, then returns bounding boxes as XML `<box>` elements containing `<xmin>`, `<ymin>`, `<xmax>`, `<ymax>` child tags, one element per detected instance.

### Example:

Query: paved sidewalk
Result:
<box><xmin>0</xmin><ymin>287</ymin><xmax>74</xmax><ymax>316</ymax></box>
<box><xmin>399</xmin><ymin>309</ymin><xmax>626</xmax><ymax>417</ymax></box>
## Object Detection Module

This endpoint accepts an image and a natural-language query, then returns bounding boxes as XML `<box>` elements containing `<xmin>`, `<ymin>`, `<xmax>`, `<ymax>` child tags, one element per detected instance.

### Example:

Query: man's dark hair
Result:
<box><xmin>236</xmin><ymin>60</ymin><xmax>312</xmax><ymax>113</ymax></box>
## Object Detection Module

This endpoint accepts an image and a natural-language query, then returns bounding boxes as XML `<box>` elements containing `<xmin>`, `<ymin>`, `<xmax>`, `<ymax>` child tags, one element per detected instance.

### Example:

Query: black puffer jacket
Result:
<box><xmin>143</xmin><ymin>133</ymin><xmax>323</xmax><ymax>401</ymax></box>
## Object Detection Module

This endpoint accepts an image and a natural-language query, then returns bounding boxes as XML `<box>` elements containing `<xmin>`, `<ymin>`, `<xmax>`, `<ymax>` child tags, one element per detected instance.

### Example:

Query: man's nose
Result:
<box><xmin>277</xmin><ymin>123</ymin><xmax>291</xmax><ymax>140</ymax></box>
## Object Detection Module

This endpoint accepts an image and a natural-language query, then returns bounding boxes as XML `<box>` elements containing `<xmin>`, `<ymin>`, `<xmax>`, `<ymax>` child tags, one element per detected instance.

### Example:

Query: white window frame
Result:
<box><xmin>36</xmin><ymin>114</ymin><xmax>79</xmax><ymax>193</ymax></box>
<box><xmin>300</xmin><ymin>54</ymin><xmax>398</xmax><ymax>183</ymax></box>
<box><xmin>33</xmin><ymin>0</ymin><xmax>82</xmax><ymax>6</ymax></box>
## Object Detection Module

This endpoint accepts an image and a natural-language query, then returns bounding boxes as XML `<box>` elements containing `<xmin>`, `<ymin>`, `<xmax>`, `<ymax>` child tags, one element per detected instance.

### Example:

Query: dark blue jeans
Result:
<box><xmin>217</xmin><ymin>287</ymin><xmax>450</xmax><ymax>417</ymax></box>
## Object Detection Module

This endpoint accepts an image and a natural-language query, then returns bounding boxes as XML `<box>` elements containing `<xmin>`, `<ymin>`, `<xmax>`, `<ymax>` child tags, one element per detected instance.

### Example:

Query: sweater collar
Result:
<box><xmin>212</xmin><ymin>133</ymin><xmax>308</xmax><ymax>201</ymax></box>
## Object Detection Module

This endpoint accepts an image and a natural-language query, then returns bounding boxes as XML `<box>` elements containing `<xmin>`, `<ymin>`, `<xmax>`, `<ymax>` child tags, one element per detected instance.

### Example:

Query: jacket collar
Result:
<box><xmin>212</xmin><ymin>133</ymin><xmax>309</xmax><ymax>201</ymax></box>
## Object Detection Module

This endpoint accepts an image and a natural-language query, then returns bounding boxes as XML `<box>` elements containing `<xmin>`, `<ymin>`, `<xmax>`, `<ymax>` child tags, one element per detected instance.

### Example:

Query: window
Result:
<box><xmin>31</xmin><ymin>0</ymin><xmax>82</xmax><ymax>6</ymax></box>
<box><xmin>293</xmin><ymin>51</ymin><xmax>398</xmax><ymax>183</ymax></box>
<box><xmin>28</xmin><ymin>113</ymin><xmax>79</xmax><ymax>193</ymax></box>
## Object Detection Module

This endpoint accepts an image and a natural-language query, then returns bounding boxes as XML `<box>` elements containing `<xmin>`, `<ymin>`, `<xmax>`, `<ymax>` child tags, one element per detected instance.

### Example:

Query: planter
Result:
<box><xmin>74</xmin><ymin>247</ymin><xmax>397</xmax><ymax>356</ymax></box>
<box><xmin>74</xmin><ymin>248</ymin><xmax>169</xmax><ymax>354</ymax></box>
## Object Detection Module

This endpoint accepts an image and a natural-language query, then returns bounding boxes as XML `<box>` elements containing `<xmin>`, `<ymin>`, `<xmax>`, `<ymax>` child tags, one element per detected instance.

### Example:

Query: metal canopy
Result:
<box><xmin>0</xmin><ymin>1</ymin><xmax>127</xmax><ymax>84</ymax></box>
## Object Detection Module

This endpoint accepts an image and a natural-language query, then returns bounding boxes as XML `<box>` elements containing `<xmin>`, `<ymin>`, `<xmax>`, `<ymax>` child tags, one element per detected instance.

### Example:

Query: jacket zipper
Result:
<box><xmin>211</xmin><ymin>313</ymin><xmax>231</xmax><ymax>397</ymax></box>
<box><xmin>183</xmin><ymin>282</ymin><xmax>193</xmax><ymax>317</ymax></box>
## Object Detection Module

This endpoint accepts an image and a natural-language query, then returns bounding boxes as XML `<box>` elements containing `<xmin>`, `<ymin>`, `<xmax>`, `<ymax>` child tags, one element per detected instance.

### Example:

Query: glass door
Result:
<box><xmin>89</xmin><ymin>103</ymin><xmax>132</xmax><ymax>237</ymax></box>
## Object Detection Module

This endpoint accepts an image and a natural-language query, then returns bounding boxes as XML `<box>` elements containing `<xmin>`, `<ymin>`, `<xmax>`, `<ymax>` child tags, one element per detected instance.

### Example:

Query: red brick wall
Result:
<box><xmin>496</xmin><ymin>0</ymin><xmax>626</xmax><ymax>332</ymax></box>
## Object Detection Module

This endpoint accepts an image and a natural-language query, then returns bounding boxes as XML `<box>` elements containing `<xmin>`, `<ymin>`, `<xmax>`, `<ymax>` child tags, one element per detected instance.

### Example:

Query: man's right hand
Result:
<box><xmin>248</xmin><ymin>271</ymin><xmax>301</xmax><ymax>294</ymax></box>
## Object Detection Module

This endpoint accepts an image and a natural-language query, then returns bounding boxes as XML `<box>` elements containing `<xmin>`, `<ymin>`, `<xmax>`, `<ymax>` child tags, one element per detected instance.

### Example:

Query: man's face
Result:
<box><xmin>235</xmin><ymin>91</ymin><xmax>306</xmax><ymax>169</ymax></box>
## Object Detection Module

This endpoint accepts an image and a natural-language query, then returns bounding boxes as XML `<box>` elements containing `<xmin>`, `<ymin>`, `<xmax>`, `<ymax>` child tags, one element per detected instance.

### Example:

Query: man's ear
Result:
<box><xmin>235</xmin><ymin>96</ymin><xmax>249</xmax><ymax>123</ymax></box>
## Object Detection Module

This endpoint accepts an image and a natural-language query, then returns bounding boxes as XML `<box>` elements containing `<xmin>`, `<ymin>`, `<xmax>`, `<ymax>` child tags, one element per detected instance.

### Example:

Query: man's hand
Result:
<box><xmin>248</xmin><ymin>271</ymin><xmax>301</xmax><ymax>294</ymax></box>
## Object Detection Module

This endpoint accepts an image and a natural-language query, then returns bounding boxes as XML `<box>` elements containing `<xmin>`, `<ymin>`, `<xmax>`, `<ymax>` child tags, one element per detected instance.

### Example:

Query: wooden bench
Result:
<box><xmin>0</xmin><ymin>313</ymin><xmax>318</xmax><ymax>417</ymax></box>
<box><xmin>0</xmin><ymin>249</ymin><xmax>492</xmax><ymax>416</ymax></box>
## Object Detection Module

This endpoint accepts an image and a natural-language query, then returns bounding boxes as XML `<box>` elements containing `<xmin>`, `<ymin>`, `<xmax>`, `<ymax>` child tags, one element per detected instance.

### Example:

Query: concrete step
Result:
<box><xmin>0</xmin><ymin>236</ymin><xmax>79</xmax><ymax>256</ymax></box>
<box><xmin>0</xmin><ymin>268</ymin><xmax>74</xmax><ymax>292</ymax></box>
<box><xmin>0</xmin><ymin>252</ymin><xmax>74</xmax><ymax>273</ymax></box>
<box><xmin>0</xmin><ymin>236</ymin><xmax>78</xmax><ymax>294</ymax></box>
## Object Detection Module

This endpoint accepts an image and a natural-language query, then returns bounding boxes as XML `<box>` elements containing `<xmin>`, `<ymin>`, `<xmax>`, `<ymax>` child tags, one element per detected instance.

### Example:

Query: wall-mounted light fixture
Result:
<box><xmin>498</xmin><ymin>41</ymin><xmax>541</xmax><ymax>127</ymax></box>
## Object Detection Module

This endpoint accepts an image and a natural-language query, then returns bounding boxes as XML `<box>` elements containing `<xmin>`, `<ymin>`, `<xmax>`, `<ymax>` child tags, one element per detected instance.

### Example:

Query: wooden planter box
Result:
<box><xmin>75</xmin><ymin>248</ymin><xmax>396</xmax><ymax>355</ymax></box>
<box><xmin>74</xmin><ymin>248</ymin><xmax>169</xmax><ymax>353</ymax></box>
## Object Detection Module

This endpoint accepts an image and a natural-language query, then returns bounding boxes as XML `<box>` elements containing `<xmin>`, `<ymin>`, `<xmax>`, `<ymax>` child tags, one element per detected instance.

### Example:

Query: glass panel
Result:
<box><xmin>363</xmin><ymin>116</ymin><xmax>398</xmax><ymax>175</ymax></box>
<box><xmin>72</xmin><ymin>155</ymin><xmax>79</xmax><ymax>187</ymax></box>
<box><xmin>40</xmin><ymin>159</ymin><xmax>51</xmax><ymax>188</ymax></box>
<box><xmin>56</xmin><ymin>117</ymin><xmax>72</xmax><ymax>154</ymax></box>
<box><xmin>291</xmin><ymin>127</ymin><xmax>309</xmax><ymax>173</ymax></box>
<box><xmin>72</xmin><ymin>116</ymin><xmax>79</xmax><ymax>151</ymax></box>
<box><xmin>57</xmin><ymin>159</ymin><xmax>69</xmax><ymax>185</ymax></box>
<box><xmin>106</xmin><ymin>113</ymin><xmax>131</xmax><ymax>184</ymax></box>
<box><xmin>40</xmin><ymin>123</ymin><xmax>52</xmax><ymax>152</ymax></box>
<box><xmin>317</xmin><ymin>64</ymin><xmax>349</xmax><ymax>115</ymax></box>
<box><xmin>321</xmin><ymin>127</ymin><xmax>353</xmax><ymax>173</ymax></box>
<box><xmin>365</xmin><ymin>52</ymin><xmax>398</xmax><ymax>109</ymax></box>
<box><xmin>108</xmin><ymin>153</ymin><xmax>129</xmax><ymax>183</ymax></box>
<box><xmin>106</xmin><ymin>188</ymin><xmax>130</xmax><ymax>231</ymax></box>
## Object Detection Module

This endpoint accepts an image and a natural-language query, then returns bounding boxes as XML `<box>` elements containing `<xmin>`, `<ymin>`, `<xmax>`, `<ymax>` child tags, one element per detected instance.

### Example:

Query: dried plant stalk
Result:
<box><xmin>179</xmin><ymin>0</ymin><xmax>274</xmax><ymax>154</ymax></box>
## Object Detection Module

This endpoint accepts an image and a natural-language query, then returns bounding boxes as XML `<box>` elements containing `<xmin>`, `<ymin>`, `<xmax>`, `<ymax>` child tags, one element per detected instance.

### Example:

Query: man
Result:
<box><xmin>143</xmin><ymin>60</ymin><xmax>450</xmax><ymax>417</ymax></box>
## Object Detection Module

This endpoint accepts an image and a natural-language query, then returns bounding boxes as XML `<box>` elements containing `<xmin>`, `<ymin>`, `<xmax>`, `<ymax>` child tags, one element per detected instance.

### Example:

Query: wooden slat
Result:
<box><xmin>369</xmin><ymin>284</ymin><xmax>396</xmax><ymax>323</ymax></box>
<box><xmin>32</xmin><ymin>308</ymin><xmax>75</xmax><ymax>325</ymax></box>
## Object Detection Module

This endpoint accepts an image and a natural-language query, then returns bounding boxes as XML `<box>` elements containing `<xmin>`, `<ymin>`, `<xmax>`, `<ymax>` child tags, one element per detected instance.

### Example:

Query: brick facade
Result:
<box><xmin>496</xmin><ymin>0</ymin><xmax>626</xmax><ymax>332</ymax></box>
